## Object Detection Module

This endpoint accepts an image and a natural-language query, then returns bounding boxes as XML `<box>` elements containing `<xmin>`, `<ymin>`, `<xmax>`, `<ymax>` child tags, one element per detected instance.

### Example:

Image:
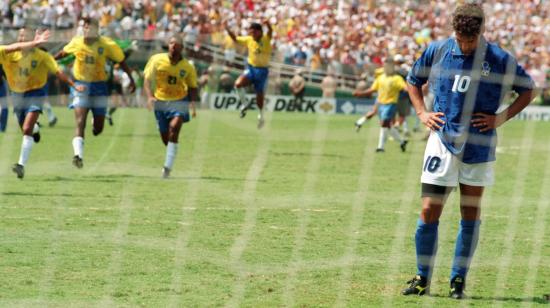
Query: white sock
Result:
<box><xmin>356</xmin><ymin>116</ymin><xmax>367</xmax><ymax>126</ymax></box>
<box><xmin>389</xmin><ymin>127</ymin><xmax>404</xmax><ymax>143</ymax></box>
<box><xmin>258</xmin><ymin>107</ymin><xmax>264</xmax><ymax>120</ymax></box>
<box><xmin>33</xmin><ymin>123</ymin><xmax>40</xmax><ymax>134</ymax></box>
<box><xmin>378</xmin><ymin>127</ymin><xmax>388</xmax><ymax>149</ymax></box>
<box><xmin>236</xmin><ymin>88</ymin><xmax>247</xmax><ymax>110</ymax></box>
<box><xmin>164</xmin><ymin>142</ymin><xmax>179</xmax><ymax>170</ymax></box>
<box><xmin>44</xmin><ymin>102</ymin><xmax>55</xmax><ymax>122</ymax></box>
<box><xmin>18</xmin><ymin>135</ymin><xmax>34</xmax><ymax>166</ymax></box>
<box><xmin>402</xmin><ymin>121</ymin><xmax>409</xmax><ymax>133</ymax></box>
<box><xmin>72</xmin><ymin>136</ymin><xmax>84</xmax><ymax>158</ymax></box>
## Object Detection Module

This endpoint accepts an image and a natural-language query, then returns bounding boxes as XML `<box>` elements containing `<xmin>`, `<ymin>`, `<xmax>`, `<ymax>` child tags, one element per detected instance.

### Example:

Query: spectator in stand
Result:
<box><xmin>289</xmin><ymin>68</ymin><xmax>306</xmax><ymax>105</ymax></box>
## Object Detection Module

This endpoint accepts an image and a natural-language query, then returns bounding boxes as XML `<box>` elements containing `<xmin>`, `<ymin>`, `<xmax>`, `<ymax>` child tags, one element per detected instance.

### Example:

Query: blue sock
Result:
<box><xmin>450</xmin><ymin>220</ymin><xmax>481</xmax><ymax>281</ymax></box>
<box><xmin>415</xmin><ymin>219</ymin><xmax>439</xmax><ymax>280</ymax></box>
<box><xmin>0</xmin><ymin>107</ymin><xmax>8</xmax><ymax>132</ymax></box>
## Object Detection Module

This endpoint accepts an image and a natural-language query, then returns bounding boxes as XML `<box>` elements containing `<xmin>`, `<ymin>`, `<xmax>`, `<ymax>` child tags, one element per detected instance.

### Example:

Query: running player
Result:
<box><xmin>402</xmin><ymin>4</ymin><xmax>535</xmax><ymax>299</ymax></box>
<box><xmin>354</xmin><ymin>59</ymin><xmax>408</xmax><ymax>152</ymax></box>
<box><xmin>143</xmin><ymin>35</ymin><xmax>198</xmax><ymax>178</ymax></box>
<box><xmin>224</xmin><ymin>19</ymin><xmax>272</xmax><ymax>129</ymax></box>
<box><xmin>55</xmin><ymin>18</ymin><xmax>135</xmax><ymax>169</ymax></box>
<box><xmin>0</xmin><ymin>28</ymin><xmax>81</xmax><ymax>179</ymax></box>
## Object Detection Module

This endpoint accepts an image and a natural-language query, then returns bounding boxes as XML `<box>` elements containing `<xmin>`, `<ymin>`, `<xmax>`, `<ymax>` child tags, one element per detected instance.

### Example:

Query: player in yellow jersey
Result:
<box><xmin>143</xmin><ymin>35</ymin><xmax>198</xmax><ymax>178</ymax></box>
<box><xmin>225</xmin><ymin>20</ymin><xmax>272</xmax><ymax>129</ymax></box>
<box><xmin>55</xmin><ymin>18</ymin><xmax>135</xmax><ymax>169</ymax></box>
<box><xmin>353</xmin><ymin>59</ymin><xmax>408</xmax><ymax>152</ymax></box>
<box><xmin>0</xmin><ymin>28</ymin><xmax>81</xmax><ymax>179</ymax></box>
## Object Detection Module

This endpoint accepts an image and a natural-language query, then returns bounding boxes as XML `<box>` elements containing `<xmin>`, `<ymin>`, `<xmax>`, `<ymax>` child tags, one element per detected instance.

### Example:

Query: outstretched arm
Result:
<box><xmin>2</xmin><ymin>30</ymin><xmax>50</xmax><ymax>54</ymax></box>
<box><xmin>353</xmin><ymin>88</ymin><xmax>376</xmax><ymax>97</ymax></box>
<box><xmin>56</xmin><ymin>71</ymin><xmax>85</xmax><ymax>92</ymax></box>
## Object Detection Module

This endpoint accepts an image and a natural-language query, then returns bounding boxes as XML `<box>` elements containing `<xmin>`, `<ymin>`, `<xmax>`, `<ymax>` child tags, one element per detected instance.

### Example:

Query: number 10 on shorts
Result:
<box><xmin>424</xmin><ymin>156</ymin><xmax>442</xmax><ymax>173</ymax></box>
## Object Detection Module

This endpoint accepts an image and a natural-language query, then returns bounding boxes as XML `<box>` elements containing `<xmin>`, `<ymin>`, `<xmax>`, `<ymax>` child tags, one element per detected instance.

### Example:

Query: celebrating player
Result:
<box><xmin>0</xmin><ymin>28</ymin><xmax>80</xmax><ymax>179</ymax></box>
<box><xmin>354</xmin><ymin>59</ymin><xmax>408</xmax><ymax>152</ymax></box>
<box><xmin>143</xmin><ymin>35</ymin><xmax>198</xmax><ymax>178</ymax></box>
<box><xmin>402</xmin><ymin>4</ymin><xmax>535</xmax><ymax>299</ymax></box>
<box><xmin>55</xmin><ymin>18</ymin><xmax>135</xmax><ymax>169</ymax></box>
<box><xmin>224</xmin><ymin>19</ymin><xmax>272</xmax><ymax>129</ymax></box>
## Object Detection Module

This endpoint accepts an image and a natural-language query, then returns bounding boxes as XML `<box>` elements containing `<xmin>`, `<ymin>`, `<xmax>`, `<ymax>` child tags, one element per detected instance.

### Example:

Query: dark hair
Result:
<box><xmin>249</xmin><ymin>23</ymin><xmax>263</xmax><ymax>32</ymax></box>
<box><xmin>452</xmin><ymin>4</ymin><xmax>485</xmax><ymax>37</ymax></box>
<box><xmin>81</xmin><ymin>17</ymin><xmax>99</xmax><ymax>28</ymax></box>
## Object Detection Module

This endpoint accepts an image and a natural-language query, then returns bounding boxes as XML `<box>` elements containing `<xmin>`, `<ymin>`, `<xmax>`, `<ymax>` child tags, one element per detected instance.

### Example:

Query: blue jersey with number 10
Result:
<box><xmin>407</xmin><ymin>37</ymin><xmax>534</xmax><ymax>164</ymax></box>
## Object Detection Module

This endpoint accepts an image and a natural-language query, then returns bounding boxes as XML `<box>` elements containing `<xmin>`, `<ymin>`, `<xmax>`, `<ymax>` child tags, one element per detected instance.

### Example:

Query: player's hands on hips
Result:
<box><xmin>419</xmin><ymin>111</ymin><xmax>445</xmax><ymax>130</ymax></box>
<box><xmin>147</xmin><ymin>96</ymin><xmax>155</xmax><ymax>111</ymax></box>
<box><xmin>471</xmin><ymin>112</ymin><xmax>504</xmax><ymax>132</ymax></box>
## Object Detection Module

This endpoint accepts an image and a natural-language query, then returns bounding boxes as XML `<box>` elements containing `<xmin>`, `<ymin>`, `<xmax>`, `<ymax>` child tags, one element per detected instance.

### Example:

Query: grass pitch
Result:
<box><xmin>1</xmin><ymin>107</ymin><xmax>549</xmax><ymax>307</ymax></box>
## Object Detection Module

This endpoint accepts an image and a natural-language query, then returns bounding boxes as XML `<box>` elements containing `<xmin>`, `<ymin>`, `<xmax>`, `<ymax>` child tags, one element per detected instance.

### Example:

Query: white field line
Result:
<box><xmin>88</xmin><ymin>108</ymin><xmax>127</xmax><ymax>173</ymax></box>
<box><xmin>98</xmin><ymin>110</ymin><xmax>148</xmax><ymax>306</ymax></box>
<box><xmin>521</xmin><ymin>134</ymin><xmax>550</xmax><ymax>307</ymax></box>
<box><xmin>492</xmin><ymin>121</ymin><xmax>535</xmax><ymax>306</ymax></box>
<box><xmin>333</xmin><ymin>123</ymin><xmax>378</xmax><ymax>308</ymax></box>
<box><xmin>281</xmin><ymin>115</ymin><xmax>329</xmax><ymax>307</ymax></box>
<box><xmin>167</xmin><ymin>112</ymin><xmax>213</xmax><ymax>307</ymax></box>
<box><xmin>224</xmin><ymin>115</ymin><xmax>273</xmax><ymax>308</ymax></box>
<box><xmin>36</xmin><ymin>109</ymin><xmax>134</xmax><ymax>306</ymax></box>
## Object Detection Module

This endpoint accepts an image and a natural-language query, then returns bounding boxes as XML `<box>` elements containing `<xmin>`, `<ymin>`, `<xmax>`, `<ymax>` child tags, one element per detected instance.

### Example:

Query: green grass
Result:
<box><xmin>1</xmin><ymin>107</ymin><xmax>549</xmax><ymax>307</ymax></box>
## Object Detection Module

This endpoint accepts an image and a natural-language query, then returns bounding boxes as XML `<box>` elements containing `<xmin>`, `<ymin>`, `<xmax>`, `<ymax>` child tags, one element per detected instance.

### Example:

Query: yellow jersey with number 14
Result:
<box><xmin>0</xmin><ymin>47</ymin><xmax>59</xmax><ymax>93</ymax></box>
<box><xmin>236</xmin><ymin>35</ymin><xmax>272</xmax><ymax>68</ymax></box>
<box><xmin>63</xmin><ymin>36</ymin><xmax>125</xmax><ymax>82</ymax></box>
<box><xmin>143</xmin><ymin>53</ymin><xmax>198</xmax><ymax>101</ymax></box>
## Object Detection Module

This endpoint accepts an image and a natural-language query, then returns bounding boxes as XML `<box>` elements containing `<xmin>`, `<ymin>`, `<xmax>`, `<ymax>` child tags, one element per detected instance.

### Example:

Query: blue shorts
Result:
<box><xmin>243</xmin><ymin>64</ymin><xmax>269</xmax><ymax>93</ymax></box>
<box><xmin>378</xmin><ymin>103</ymin><xmax>397</xmax><ymax>122</ymax></box>
<box><xmin>11</xmin><ymin>87</ymin><xmax>47</xmax><ymax>125</ymax></box>
<box><xmin>154</xmin><ymin>99</ymin><xmax>190</xmax><ymax>134</ymax></box>
<box><xmin>70</xmin><ymin>81</ymin><xmax>109</xmax><ymax>117</ymax></box>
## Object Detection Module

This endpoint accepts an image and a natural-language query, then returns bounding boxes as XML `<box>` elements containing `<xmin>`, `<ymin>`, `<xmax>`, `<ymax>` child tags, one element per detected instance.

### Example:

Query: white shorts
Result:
<box><xmin>421</xmin><ymin>132</ymin><xmax>494</xmax><ymax>187</ymax></box>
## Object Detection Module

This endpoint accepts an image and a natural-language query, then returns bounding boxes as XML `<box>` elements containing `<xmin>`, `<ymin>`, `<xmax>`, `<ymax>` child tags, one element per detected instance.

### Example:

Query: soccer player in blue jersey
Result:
<box><xmin>402</xmin><ymin>4</ymin><xmax>535</xmax><ymax>299</ymax></box>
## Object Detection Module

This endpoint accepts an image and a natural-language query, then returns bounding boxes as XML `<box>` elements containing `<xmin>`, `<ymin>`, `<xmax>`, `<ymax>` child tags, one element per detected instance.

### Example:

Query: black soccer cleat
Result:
<box><xmin>162</xmin><ymin>167</ymin><xmax>171</xmax><ymax>179</ymax></box>
<box><xmin>449</xmin><ymin>276</ymin><xmax>466</xmax><ymax>299</ymax></box>
<box><xmin>402</xmin><ymin>275</ymin><xmax>429</xmax><ymax>296</ymax></box>
<box><xmin>12</xmin><ymin>163</ymin><xmax>24</xmax><ymax>179</ymax></box>
<box><xmin>375</xmin><ymin>148</ymin><xmax>385</xmax><ymax>153</ymax></box>
<box><xmin>32</xmin><ymin>132</ymin><xmax>41</xmax><ymax>143</ymax></box>
<box><xmin>107</xmin><ymin>116</ymin><xmax>114</xmax><ymax>126</ymax></box>
<box><xmin>239</xmin><ymin>108</ymin><xmax>247</xmax><ymax>119</ymax></box>
<box><xmin>72</xmin><ymin>155</ymin><xmax>83</xmax><ymax>169</ymax></box>
<box><xmin>48</xmin><ymin>116</ymin><xmax>57</xmax><ymax>127</ymax></box>
<box><xmin>354</xmin><ymin>123</ymin><xmax>362</xmax><ymax>133</ymax></box>
<box><xmin>400</xmin><ymin>140</ymin><xmax>408</xmax><ymax>152</ymax></box>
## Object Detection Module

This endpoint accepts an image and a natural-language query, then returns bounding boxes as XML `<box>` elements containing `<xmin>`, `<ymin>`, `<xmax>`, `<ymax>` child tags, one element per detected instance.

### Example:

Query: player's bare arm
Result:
<box><xmin>263</xmin><ymin>19</ymin><xmax>273</xmax><ymax>38</ymax></box>
<box><xmin>353</xmin><ymin>88</ymin><xmax>376</xmax><ymax>98</ymax></box>
<box><xmin>3</xmin><ymin>30</ymin><xmax>50</xmax><ymax>53</ymax></box>
<box><xmin>143</xmin><ymin>77</ymin><xmax>155</xmax><ymax>111</ymax></box>
<box><xmin>407</xmin><ymin>82</ymin><xmax>445</xmax><ymax>130</ymax></box>
<box><xmin>189</xmin><ymin>87</ymin><xmax>198</xmax><ymax>118</ymax></box>
<box><xmin>471</xmin><ymin>89</ymin><xmax>534</xmax><ymax>132</ymax></box>
<box><xmin>119</xmin><ymin>60</ymin><xmax>136</xmax><ymax>93</ymax></box>
<box><xmin>54</xmin><ymin>50</ymin><xmax>68</xmax><ymax>60</ymax></box>
<box><xmin>224</xmin><ymin>21</ymin><xmax>238</xmax><ymax>43</ymax></box>
<box><xmin>56</xmin><ymin>71</ymin><xmax>85</xmax><ymax>92</ymax></box>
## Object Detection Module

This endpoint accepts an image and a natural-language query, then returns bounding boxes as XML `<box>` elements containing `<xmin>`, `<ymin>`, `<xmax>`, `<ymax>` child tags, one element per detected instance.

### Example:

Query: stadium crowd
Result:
<box><xmin>0</xmin><ymin>0</ymin><xmax>549</xmax><ymax>93</ymax></box>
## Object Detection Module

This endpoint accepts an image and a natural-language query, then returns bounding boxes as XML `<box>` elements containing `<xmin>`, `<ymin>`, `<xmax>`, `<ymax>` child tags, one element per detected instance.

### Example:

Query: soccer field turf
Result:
<box><xmin>1</xmin><ymin>107</ymin><xmax>549</xmax><ymax>307</ymax></box>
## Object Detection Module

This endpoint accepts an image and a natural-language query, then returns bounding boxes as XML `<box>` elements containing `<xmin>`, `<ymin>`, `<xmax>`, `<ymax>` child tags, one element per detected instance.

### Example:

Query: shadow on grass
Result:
<box><xmin>182</xmin><ymin>176</ymin><xmax>267</xmax><ymax>183</ymax></box>
<box><xmin>430</xmin><ymin>293</ymin><xmax>549</xmax><ymax>304</ymax></box>
<box><xmin>41</xmin><ymin>174</ymin><xmax>148</xmax><ymax>183</ymax></box>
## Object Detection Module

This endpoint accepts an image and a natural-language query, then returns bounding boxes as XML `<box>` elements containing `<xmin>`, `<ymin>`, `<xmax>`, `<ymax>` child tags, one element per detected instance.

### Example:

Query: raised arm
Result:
<box><xmin>224</xmin><ymin>21</ymin><xmax>238</xmax><ymax>43</ymax></box>
<box><xmin>263</xmin><ymin>19</ymin><xmax>273</xmax><ymax>39</ymax></box>
<box><xmin>2</xmin><ymin>30</ymin><xmax>50</xmax><ymax>54</ymax></box>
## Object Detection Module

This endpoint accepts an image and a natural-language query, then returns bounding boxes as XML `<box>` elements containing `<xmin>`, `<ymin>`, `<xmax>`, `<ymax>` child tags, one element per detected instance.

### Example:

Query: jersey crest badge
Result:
<box><xmin>31</xmin><ymin>60</ymin><xmax>37</xmax><ymax>68</ymax></box>
<box><xmin>179</xmin><ymin>70</ymin><xmax>186</xmax><ymax>77</ymax></box>
<box><xmin>481</xmin><ymin>61</ymin><xmax>491</xmax><ymax>77</ymax></box>
<box><xmin>98</xmin><ymin>47</ymin><xmax>104</xmax><ymax>55</ymax></box>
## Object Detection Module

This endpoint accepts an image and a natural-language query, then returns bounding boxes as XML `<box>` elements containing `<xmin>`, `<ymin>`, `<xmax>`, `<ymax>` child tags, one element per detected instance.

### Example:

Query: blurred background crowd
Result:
<box><xmin>0</xmin><ymin>0</ymin><xmax>548</xmax><ymax>102</ymax></box>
